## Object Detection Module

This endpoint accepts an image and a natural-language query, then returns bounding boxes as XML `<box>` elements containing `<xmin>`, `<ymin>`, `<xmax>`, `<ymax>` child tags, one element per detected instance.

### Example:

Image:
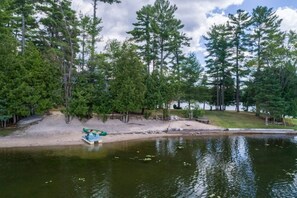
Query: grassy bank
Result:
<box><xmin>170</xmin><ymin>110</ymin><xmax>297</xmax><ymax>129</ymax></box>
<box><xmin>0</xmin><ymin>128</ymin><xmax>17</xmax><ymax>137</ymax></box>
<box><xmin>205</xmin><ymin>111</ymin><xmax>292</xmax><ymax>129</ymax></box>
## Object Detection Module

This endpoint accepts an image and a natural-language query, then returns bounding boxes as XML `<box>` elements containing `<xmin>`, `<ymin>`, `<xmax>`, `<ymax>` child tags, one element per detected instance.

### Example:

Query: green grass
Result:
<box><xmin>204</xmin><ymin>111</ymin><xmax>297</xmax><ymax>129</ymax></box>
<box><xmin>0</xmin><ymin>128</ymin><xmax>17</xmax><ymax>137</ymax></box>
<box><xmin>168</xmin><ymin>109</ymin><xmax>296</xmax><ymax>129</ymax></box>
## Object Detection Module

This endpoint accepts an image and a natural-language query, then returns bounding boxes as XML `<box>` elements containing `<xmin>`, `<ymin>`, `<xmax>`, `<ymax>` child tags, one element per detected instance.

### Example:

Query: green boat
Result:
<box><xmin>82</xmin><ymin>128</ymin><xmax>108</xmax><ymax>136</ymax></box>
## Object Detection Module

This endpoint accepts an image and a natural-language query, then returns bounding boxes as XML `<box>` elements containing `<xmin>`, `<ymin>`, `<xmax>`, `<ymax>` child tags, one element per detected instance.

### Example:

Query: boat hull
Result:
<box><xmin>82</xmin><ymin>137</ymin><xmax>102</xmax><ymax>145</ymax></box>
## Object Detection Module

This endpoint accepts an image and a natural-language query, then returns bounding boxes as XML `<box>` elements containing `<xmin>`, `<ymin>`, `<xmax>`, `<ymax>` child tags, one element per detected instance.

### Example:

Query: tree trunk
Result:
<box><xmin>283</xmin><ymin>116</ymin><xmax>286</xmax><ymax>126</ymax></box>
<box><xmin>122</xmin><ymin>111</ymin><xmax>129</xmax><ymax>123</ymax></box>
<box><xmin>13</xmin><ymin>115</ymin><xmax>17</xmax><ymax>124</ymax></box>
<box><xmin>265</xmin><ymin>115</ymin><xmax>268</xmax><ymax>126</ymax></box>
<box><xmin>255</xmin><ymin>102</ymin><xmax>260</xmax><ymax>116</ymax></box>
<box><xmin>178</xmin><ymin>100</ymin><xmax>181</xmax><ymax>109</ymax></box>
<box><xmin>21</xmin><ymin>12</ymin><xmax>25</xmax><ymax>55</ymax></box>
<box><xmin>216</xmin><ymin>77</ymin><xmax>220</xmax><ymax>110</ymax></box>
<box><xmin>235</xmin><ymin>45</ymin><xmax>240</xmax><ymax>112</ymax></box>
<box><xmin>188</xmin><ymin>101</ymin><xmax>192</xmax><ymax>119</ymax></box>
<box><xmin>60</xmin><ymin>3</ymin><xmax>74</xmax><ymax>124</ymax></box>
<box><xmin>255</xmin><ymin>38</ymin><xmax>261</xmax><ymax>116</ymax></box>
<box><xmin>221</xmin><ymin>70</ymin><xmax>225</xmax><ymax>111</ymax></box>
<box><xmin>91</xmin><ymin>0</ymin><xmax>98</xmax><ymax>62</ymax></box>
<box><xmin>160</xmin><ymin>38</ymin><xmax>164</xmax><ymax>75</ymax></box>
<box><xmin>82</xmin><ymin>34</ymin><xmax>86</xmax><ymax>70</ymax></box>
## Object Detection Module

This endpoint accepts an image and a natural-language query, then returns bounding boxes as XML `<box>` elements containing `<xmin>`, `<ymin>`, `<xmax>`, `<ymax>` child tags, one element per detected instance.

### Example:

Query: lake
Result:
<box><xmin>1</xmin><ymin>135</ymin><xmax>297</xmax><ymax>197</ymax></box>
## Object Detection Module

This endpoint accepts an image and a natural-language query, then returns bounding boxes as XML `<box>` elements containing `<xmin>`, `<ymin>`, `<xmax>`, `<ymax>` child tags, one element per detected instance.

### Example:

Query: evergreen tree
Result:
<box><xmin>228</xmin><ymin>9</ymin><xmax>251</xmax><ymax>112</ymax></box>
<box><xmin>197</xmin><ymin>75</ymin><xmax>211</xmax><ymax>110</ymax></box>
<box><xmin>0</xmin><ymin>0</ymin><xmax>13</xmax><ymax>34</ymax></box>
<box><xmin>180</xmin><ymin>53</ymin><xmax>203</xmax><ymax>108</ymax></box>
<box><xmin>128</xmin><ymin>5</ymin><xmax>154</xmax><ymax>74</ymax></box>
<box><xmin>9</xmin><ymin>0</ymin><xmax>37</xmax><ymax>54</ymax></box>
<box><xmin>88</xmin><ymin>0</ymin><xmax>120</xmax><ymax>67</ymax></box>
<box><xmin>249</xmin><ymin>6</ymin><xmax>284</xmax><ymax>116</ymax></box>
<box><xmin>204</xmin><ymin>24</ymin><xmax>232</xmax><ymax>110</ymax></box>
<box><xmin>129</xmin><ymin>0</ymin><xmax>190</xmax><ymax>116</ymax></box>
<box><xmin>38</xmin><ymin>0</ymin><xmax>79</xmax><ymax>123</ymax></box>
<box><xmin>279</xmin><ymin>31</ymin><xmax>297</xmax><ymax>117</ymax></box>
<box><xmin>109</xmin><ymin>40</ymin><xmax>146</xmax><ymax>123</ymax></box>
<box><xmin>255</xmin><ymin>67</ymin><xmax>285</xmax><ymax>125</ymax></box>
<box><xmin>78</xmin><ymin>14</ymin><xmax>91</xmax><ymax>71</ymax></box>
<box><xmin>0</xmin><ymin>33</ymin><xmax>19</xmax><ymax>126</ymax></box>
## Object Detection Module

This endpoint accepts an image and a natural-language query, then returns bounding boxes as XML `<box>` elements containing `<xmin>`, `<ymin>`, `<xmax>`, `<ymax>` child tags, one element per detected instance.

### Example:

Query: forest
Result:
<box><xmin>0</xmin><ymin>0</ymin><xmax>297</xmax><ymax>127</ymax></box>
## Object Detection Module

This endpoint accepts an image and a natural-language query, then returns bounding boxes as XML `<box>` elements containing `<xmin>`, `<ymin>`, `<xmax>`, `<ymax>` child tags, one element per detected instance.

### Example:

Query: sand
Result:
<box><xmin>0</xmin><ymin>111</ymin><xmax>222</xmax><ymax>148</ymax></box>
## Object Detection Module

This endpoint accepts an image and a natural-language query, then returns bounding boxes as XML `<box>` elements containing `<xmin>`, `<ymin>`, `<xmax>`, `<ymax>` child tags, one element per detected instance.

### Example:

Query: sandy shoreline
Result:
<box><xmin>0</xmin><ymin>112</ymin><xmax>296</xmax><ymax>148</ymax></box>
<box><xmin>0</xmin><ymin>112</ymin><xmax>222</xmax><ymax>148</ymax></box>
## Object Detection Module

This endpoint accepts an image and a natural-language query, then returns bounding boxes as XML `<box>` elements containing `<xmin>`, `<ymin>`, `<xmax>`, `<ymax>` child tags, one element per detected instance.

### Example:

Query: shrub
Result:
<box><xmin>144</xmin><ymin>111</ymin><xmax>152</xmax><ymax>119</ymax></box>
<box><xmin>193</xmin><ymin>107</ymin><xmax>205</xmax><ymax>118</ymax></box>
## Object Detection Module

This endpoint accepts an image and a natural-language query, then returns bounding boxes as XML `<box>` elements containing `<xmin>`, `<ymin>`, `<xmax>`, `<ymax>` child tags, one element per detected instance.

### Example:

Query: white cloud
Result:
<box><xmin>72</xmin><ymin>0</ymin><xmax>244</xmax><ymax>53</ymax></box>
<box><xmin>276</xmin><ymin>7</ymin><xmax>297</xmax><ymax>32</ymax></box>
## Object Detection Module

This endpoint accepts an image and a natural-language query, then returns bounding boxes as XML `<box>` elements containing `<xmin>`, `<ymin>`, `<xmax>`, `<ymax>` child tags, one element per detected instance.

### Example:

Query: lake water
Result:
<box><xmin>1</xmin><ymin>135</ymin><xmax>297</xmax><ymax>197</ymax></box>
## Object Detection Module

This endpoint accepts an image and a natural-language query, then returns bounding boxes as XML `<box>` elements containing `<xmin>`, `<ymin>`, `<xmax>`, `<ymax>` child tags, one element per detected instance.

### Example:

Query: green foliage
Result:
<box><xmin>204</xmin><ymin>24</ymin><xmax>232</xmax><ymax>110</ymax></box>
<box><xmin>182</xmin><ymin>105</ymin><xmax>204</xmax><ymax>119</ymax></box>
<box><xmin>128</xmin><ymin>0</ymin><xmax>190</xmax><ymax>76</ymax></box>
<box><xmin>162</xmin><ymin>108</ymin><xmax>169</xmax><ymax>120</ymax></box>
<box><xmin>68</xmin><ymin>89</ymin><xmax>90</xmax><ymax>118</ymax></box>
<box><xmin>250</xmin><ymin>6</ymin><xmax>284</xmax><ymax>70</ymax></box>
<box><xmin>255</xmin><ymin>68</ymin><xmax>285</xmax><ymax>119</ymax></box>
<box><xmin>109</xmin><ymin>40</ymin><xmax>146</xmax><ymax>115</ymax></box>
<box><xmin>144</xmin><ymin>111</ymin><xmax>152</xmax><ymax>119</ymax></box>
<box><xmin>0</xmin><ymin>32</ymin><xmax>60</xmax><ymax>125</ymax></box>
<box><xmin>180</xmin><ymin>53</ymin><xmax>203</xmax><ymax>103</ymax></box>
<box><xmin>1</xmin><ymin>1</ymin><xmax>297</xmax><ymax>127</ymax></box>
<box><xmin>228</xmin><ymin>9</ymin><xmax>251</xmax><ymax>112</ymax></box>
<box><xmin>0</xmin><ymin>0</ymin><xmax>13</xmax><ymax>34</ymax></box>
<box><xmin>193</xmin><ymin>107</ymin><xmax>205</xmax><ymax>118</ymax></box>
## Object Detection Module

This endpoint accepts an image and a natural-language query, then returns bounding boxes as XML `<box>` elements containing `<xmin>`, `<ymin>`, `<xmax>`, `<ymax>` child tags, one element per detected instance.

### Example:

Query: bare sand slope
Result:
<box><xmin>0</xmin><ymin>112</ymin><xmax>221</xmax><ymax>148</ymax></box>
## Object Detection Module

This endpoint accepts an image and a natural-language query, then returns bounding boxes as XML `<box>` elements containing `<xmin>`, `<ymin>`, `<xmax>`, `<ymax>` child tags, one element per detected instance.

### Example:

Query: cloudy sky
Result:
<box><xmin>72</xmin><ymin>0</ymin><xmax>297</xmax><ymax>63</ymax></box>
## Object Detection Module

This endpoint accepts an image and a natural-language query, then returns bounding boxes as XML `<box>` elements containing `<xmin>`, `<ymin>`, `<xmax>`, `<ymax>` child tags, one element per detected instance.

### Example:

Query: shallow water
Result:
<box><xmin>1</xmin><ymin>135</ymin><xmax>297</xmax><ymax>197</ymax></box>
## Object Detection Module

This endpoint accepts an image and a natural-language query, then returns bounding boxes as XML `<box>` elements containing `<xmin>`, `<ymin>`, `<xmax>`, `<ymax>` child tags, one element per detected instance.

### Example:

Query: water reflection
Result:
<box><xmin>1</xmin><ymin>136</ymin><xmax>297</xmax><ymax>197</ymax></box>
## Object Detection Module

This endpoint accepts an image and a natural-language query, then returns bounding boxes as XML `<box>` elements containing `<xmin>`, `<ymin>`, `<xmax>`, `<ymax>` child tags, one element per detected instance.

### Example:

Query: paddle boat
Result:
<box><xmin>82</xmin><ymin>128</ymin><xmax>108</xmax><ymax>145</ymax></box>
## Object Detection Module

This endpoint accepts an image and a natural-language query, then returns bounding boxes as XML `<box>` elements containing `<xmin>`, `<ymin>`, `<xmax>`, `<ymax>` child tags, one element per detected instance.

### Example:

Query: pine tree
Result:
<box><xmin>109</xmin><ymin>40</ymin><xmax>146</xmax><ymax>123</ymax></box>
<box><xmin>279</xmin><ymin>31</ymin><xmax>297</xmax><ymax>118</ymax></box>
<box><xmin>128</xmin><ymin>5</ymin><xmax>154</xmax><ymax>74</ymax></box>
<box><xmin>181</xmin><ymin>53</ymin><xmax>203</xmax><ymax>108</ymax></box>
<box><xmin>204</xmin><ymin>24</ymin><xmax>232</xmax><ymax>110</ymax></box>
<box><xmin>255</xmin><ymin>67</ymin><xmax>285</xmax><ymax>125</ymax></box>
<box><xmin>38</xmin><ymin>0</ymin><xmax>80</xmax><ymax>123</ymax></box>
<box><xmin>10</xmin><ymin>0</ymin><xmax>37</xmax><ymax>54</ymax></box>
<box><xmin>0</xmin><ymin>0</ymin><xmax>13</xmax><ymax>35</ymax></box>
<box><xmin>88</xmin><ymin>0</ymin><xmax>120</xmax><ymax>67</ymax></box>
<box><xmin>250</xmin><ymin>6</ymin><xmax>284</xmax><ymax>116</ymax></box>
<box><xmin>228</xmin><ymin>9</ymin><xmax>251</xmax><ymax>112</ymax></box>
<box><xmin>0</xmin><ymin>33</ymin><xmax>18</xmax><ymax>126</ymax></box>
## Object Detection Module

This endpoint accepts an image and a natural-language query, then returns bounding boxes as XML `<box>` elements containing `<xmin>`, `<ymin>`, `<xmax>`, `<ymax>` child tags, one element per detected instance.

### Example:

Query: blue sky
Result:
<box><xmin>72</xmin><ymin>0</ymin><xmax>297</xmax><ymax>64</ymax></box>
<box><xmin>227</xmin><ymin>0</ymin><xmax>297</xmax><ymax>13</ymax></box>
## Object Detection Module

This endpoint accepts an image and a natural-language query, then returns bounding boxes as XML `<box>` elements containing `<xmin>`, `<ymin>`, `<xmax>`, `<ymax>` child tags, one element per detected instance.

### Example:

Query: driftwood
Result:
<box><xmin>196</xmin><ymin>118</ymin><xmax>210</xmax><ymax>124</ymax></box>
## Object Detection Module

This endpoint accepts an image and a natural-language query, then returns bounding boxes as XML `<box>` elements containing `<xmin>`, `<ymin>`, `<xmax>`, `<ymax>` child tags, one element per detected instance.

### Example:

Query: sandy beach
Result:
<box><xmin>0</xmin><ymin>111</ymin><xmax>222</xmax><ymax>148</ymax></box>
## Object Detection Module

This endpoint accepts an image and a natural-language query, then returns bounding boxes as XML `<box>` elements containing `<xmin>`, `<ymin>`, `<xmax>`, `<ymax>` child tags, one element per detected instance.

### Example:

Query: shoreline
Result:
<box><xmin>1</xmin><ymin>129</ymin><xmax>296</xmax><ymax>149</ymax></box>
<box><xmin>0</xmin><ymin>112</ymin><xmax>296</xmax><ymax>148</ymax></box>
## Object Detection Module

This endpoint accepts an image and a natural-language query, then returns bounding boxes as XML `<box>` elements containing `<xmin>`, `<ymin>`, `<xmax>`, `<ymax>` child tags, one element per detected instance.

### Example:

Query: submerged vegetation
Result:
<box><xmin>0</xmin><ymin>0</ymin><xmax>296</xmax><ymax>128</ymax></box>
